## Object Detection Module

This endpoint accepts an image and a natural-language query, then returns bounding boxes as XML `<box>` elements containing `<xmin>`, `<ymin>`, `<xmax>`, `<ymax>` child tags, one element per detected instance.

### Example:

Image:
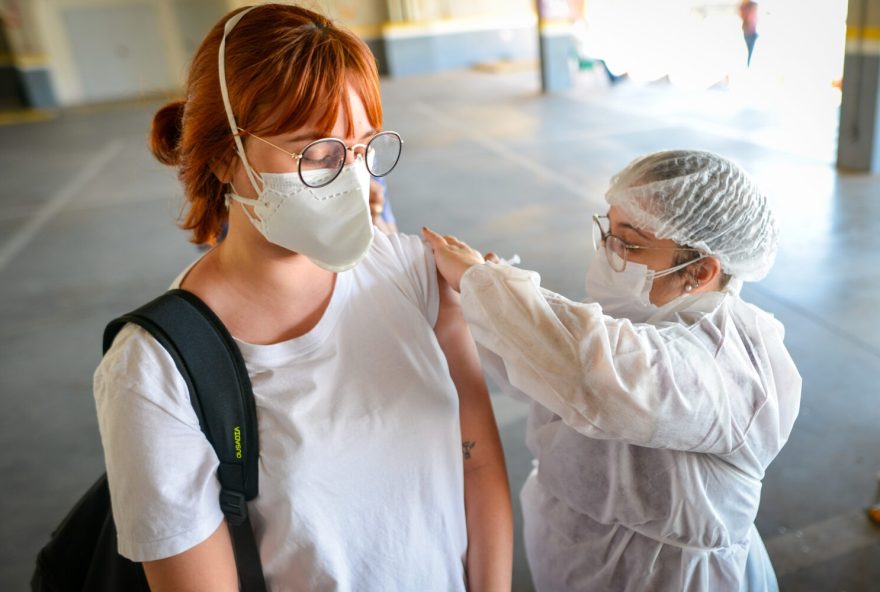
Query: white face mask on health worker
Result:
<box><xmin>584</xmin><ymin>247</ymin><xmax>701</xmax><ymax>323</ymax></box>
<box><xmin>218</xmin><ymin>6</ymin><xmax>374</xmax><ymax>273</ymax></box>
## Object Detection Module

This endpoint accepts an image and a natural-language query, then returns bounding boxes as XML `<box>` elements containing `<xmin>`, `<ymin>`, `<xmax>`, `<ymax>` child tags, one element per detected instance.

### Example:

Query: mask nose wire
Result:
<box><xmin>218</xmin><ymin>7</ymin><xmax>263</xmax><ymax>196</ymax></box>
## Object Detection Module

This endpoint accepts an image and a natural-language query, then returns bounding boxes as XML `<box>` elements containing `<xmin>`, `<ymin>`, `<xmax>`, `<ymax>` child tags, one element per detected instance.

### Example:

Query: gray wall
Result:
<box><xmin>62</xmin><ymin>4</ymin><xmax>173</xmax><ymax>103</ymax></box>
<box><xmin>384</xmin><ymin>26</ymin><xmax>537</xmax><ymax>77</ymax></box>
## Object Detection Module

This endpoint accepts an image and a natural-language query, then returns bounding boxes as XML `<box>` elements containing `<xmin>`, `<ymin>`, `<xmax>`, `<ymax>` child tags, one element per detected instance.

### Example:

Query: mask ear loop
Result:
<box><xmin>224</xmin><ymin>179</ymin><xmax>242</xmax><ymax>209</ymax></box>
<box><xmin>652</xmin><ymin>254</ymin><xmax>707</xmax><ymax>279</ymax></box>
<box><xmin>225</xmin><ymin>178</ymin><xmax>267</xmax><ymax>233</ymax></box>
<box><xmin>218</xmin><ymin>7</ymin><xmax>263</xmax><ymax>196</ymax></box>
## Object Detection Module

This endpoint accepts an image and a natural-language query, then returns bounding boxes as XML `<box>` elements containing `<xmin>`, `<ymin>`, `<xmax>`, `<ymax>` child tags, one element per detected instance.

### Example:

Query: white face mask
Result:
<box><xmin>227</xmin><ymin>161</ymin><xmax>373</xmax><ymax>272</ymax></box>
<box><xmin>584</xmin><ymin>248</ymin><xmax>701</xmax><ymax>323</ymax></box>
<box><xmin>218</xmin><ymin>7</ymin><xmax>374</xmax><ymax>272</ymax></box>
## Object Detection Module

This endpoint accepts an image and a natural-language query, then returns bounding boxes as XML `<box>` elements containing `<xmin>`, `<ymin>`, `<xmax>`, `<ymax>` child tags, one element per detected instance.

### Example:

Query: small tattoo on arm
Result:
<box><xmin>462</xmin><ymin>440</ymin><xmax>476</xmax><ymax>460</ymax></box>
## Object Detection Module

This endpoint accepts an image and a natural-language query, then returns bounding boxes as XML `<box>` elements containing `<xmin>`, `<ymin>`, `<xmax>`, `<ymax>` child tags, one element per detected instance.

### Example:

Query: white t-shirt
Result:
<box><xmin>94</xmin><ymin>232</ymin><xmax>468</xmax><ymax>591</ymax></box>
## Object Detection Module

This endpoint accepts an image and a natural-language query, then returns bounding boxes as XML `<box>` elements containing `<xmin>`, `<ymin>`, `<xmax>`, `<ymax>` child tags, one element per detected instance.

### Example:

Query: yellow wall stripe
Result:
<box><xmin>346</xmin><ymin>24</ymin><xmax>383</xmax><ymax>39</ymax></box>
<box><xmin>846</xmin><ymin>26</ymin><xmax>880</xmax><ymax>40</ymax></box>
<box><xmin>539</xmin><ymin>18</ymin><xmax>573</xmax><ymax>35</ymax></box>
<box><xmin>0</xmin><ymin>109</ymin><xmax>57</xmax><ymax>126</ymax></box>
<box><xmin>0</xmin><ymin>53</ymin><xmax>51</xmax><ymax>68</ymax></box>
<box><xmin>382</xmin><ymin>15</ymin><xmax>536</xmax><ymax>38</ymax></box>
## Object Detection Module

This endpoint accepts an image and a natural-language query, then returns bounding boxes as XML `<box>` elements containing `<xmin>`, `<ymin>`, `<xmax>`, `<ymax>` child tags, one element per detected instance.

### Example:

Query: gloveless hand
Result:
<box><xmin>421</xmin><ymin>227</ymin><xmax>498</xmax><ymax>292</ymax></box>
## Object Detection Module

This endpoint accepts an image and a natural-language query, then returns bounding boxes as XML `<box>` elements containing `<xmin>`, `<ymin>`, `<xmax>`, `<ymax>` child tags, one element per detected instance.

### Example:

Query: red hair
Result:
<box><xmin>150</xmin><ymin>4</ymin><xmax>383</xmax><ymax>245</ymax></box>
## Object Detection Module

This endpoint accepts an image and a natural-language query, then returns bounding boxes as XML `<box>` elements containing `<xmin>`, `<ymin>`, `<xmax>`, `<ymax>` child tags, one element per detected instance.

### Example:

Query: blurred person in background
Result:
<box><xmin>370</xmin><ymin>176</ymin><xmax>397</xmax><ymax>234</ymax></box>
<box><xmin>740</xmin><ymin>0</ymin><xmax>759</xmax><ymax>66</ymax></box>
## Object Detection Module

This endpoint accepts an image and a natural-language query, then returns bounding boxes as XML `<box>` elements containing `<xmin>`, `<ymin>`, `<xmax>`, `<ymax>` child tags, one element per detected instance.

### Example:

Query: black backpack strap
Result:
<box><xmin>103</xmin><ymin>289</ymin><xmax>266</xmax><ymax>592</ymax></box>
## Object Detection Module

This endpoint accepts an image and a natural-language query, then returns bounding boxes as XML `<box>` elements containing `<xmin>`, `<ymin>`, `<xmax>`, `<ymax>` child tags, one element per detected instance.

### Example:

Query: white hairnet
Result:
<box><xmin>605</xmin><ymin>150</ymin><xmax>778</xmax><ymax>282</ymax></box>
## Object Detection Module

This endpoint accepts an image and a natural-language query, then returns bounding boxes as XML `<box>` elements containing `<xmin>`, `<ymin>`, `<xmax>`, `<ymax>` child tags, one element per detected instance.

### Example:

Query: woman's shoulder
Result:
<box><xmin>367</xmin><ymin>230</ymin><xmax>431</xmax><ymax>267</ymax></box>
<box><xmin>99</xmin><ymin>323</ymin><xmax>168</xmax><ymax>377</ymax></box>
<box><xmin>358</xmin><ymin>231</ymin><xmax>440</xmax><ymax>324</ymax></box>
<box><xmin>361</xmin><ymin>230</ymin><xmax>436</xmax><ymax>290</ymax></box>
<box><xmin>96</xmin><ymin>322</ymin><xmax>189</xmax><ymax>407</ymax></box>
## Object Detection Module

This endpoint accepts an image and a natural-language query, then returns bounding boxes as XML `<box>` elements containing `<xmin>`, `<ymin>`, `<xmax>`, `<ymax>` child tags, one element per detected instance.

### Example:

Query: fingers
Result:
<box><xmin>421</xmin><ymin>228</ymin><xmax>480</xmax><ymax>257</ymax></box>
<box><xmin>484</xmin><ymin>252</ymin><xmax>500</xmax><ymax>264</ymax></box>
<box><xmin>421</xmin><ymin>227</ymin><xmax>447</xmax><ymax>247</ymax></box>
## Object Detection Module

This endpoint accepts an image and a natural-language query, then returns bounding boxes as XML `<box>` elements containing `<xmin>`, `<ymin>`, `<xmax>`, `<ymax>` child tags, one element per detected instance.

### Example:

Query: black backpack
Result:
<box><xmin>32</xmin><ymin>289</ymin><xmax>267</xmax><ymax>592</ymax></box>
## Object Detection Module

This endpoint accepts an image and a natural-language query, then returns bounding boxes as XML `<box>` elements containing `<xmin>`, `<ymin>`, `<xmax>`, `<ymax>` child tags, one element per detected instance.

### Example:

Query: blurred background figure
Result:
<box><xmin>370</xmin><ymin>177</ymin><xmax>398</xmax><ymax>234</ymax></box>
<box><xmin>740</xmin><ymin>0</ymin><xmax>760</xmax><ymax>67</ymax></box>
<box><xmin>569</xmin><ymin>0</ymin><xmax>628</xmax><ymax>85</ymax></box>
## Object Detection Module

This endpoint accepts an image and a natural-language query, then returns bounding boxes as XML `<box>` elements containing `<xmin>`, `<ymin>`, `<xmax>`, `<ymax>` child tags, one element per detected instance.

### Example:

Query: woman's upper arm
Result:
<box><xmin>433</xmin><ymin>272</ymin><xmax>505</xmax><ymax>470</ymax></box>
<box><xmin>435</xmin><ymin>269</ymin><xmax>513</xmax><ymax>590</ymax></box>
<box><xmin>95</xmin><ymin>327</ymin><xmax>227</xmax><ymax>564</ymax></box>
<box><xmin>143</xmin><ymin>520</ymin><xmax>238</xmax><ymax>592</ymax></box>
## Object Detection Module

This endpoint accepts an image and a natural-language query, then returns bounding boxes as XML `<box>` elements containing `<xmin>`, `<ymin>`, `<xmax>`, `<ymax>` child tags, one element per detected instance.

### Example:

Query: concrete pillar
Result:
<box><xmin>0</xmin><ymin>18</ymin><xmax>23</xmax><ymax>108</ymax></box>
<box><xmin>838</xmin><ymin>0</ymin><xmax>880</xmax><ymax>173</ymax></box>
<box><xmin>0</xmin><ymin>0</ymin><xmax>57</xmax><ymax>109</ymax></box>
<box><xmin>536</xmin><ymin>0</ymin><xmax>573</xmax><ymax>94</ymax></box>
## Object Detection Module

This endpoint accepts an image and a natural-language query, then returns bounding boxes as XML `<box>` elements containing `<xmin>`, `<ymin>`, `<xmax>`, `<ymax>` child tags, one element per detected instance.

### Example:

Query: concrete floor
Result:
<box><xmin>2</xmin><ymin>67</ymin><xmax>879</xmax><ymax>590</ymax></box>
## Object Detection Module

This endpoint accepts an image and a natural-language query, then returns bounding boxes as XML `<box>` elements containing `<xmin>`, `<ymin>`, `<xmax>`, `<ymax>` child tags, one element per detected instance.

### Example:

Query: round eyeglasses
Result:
<box><xmin>239</xmin><ymin>129</ymin><xmax>403</xmax><ymax>189</ymax></box>
<box><xmin>592</xmin><ymin>213</ymin><xmax>703</xmax><ymax>272</ymax></box>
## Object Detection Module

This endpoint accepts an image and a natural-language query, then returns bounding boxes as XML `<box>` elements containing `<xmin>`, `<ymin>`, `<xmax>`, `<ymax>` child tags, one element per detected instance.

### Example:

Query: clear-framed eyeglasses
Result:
<box><xmin>238</xmin><ymin>128</ymin><xmax>403</xmax><ymax>188</ymax></box>
<box><xmin>592</xmin><ymin>213</ymin><xmax>704</xmax><ymax>272</ymax></box>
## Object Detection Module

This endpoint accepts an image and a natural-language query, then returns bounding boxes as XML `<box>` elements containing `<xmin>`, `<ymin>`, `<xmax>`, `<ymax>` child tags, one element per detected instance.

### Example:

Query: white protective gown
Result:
<box><xmin>460</xmin><ymin>263</ymin><xmax>801</xmax><ymax>592</ymax></box>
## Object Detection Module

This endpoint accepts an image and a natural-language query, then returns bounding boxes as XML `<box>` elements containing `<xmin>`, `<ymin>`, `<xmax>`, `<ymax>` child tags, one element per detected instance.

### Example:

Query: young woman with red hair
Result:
<box><xmin>94</xmin><ymin>4</ymin><xmax>512</xmax><ymax>590</ymax></box>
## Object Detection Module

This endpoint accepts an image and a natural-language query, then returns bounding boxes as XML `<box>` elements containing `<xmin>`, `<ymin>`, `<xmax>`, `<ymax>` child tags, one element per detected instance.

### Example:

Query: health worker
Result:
<box><xmin>423</xmin><ymin>149</ymin><xmax>802</xmax><ymax>592</ymax></box>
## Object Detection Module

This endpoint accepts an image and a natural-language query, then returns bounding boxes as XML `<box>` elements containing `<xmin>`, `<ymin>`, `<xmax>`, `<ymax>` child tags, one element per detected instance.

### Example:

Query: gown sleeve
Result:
<box><xmin>460</xmin><ymin>263</ymin><xmax>775</xmax><ymax>453</ymax></box>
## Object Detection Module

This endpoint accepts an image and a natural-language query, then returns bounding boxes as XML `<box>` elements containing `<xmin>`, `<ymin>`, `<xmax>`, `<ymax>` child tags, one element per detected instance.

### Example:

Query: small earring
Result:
<box><xmin>685</xmin><ymin>282</ymin><xmax>699</xmax><ymax>293</ymax></box>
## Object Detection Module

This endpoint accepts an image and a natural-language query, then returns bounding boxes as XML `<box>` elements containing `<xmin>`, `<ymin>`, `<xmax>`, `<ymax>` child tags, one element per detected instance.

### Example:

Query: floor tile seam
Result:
<box><xmin>0</xmin><ymin>313</ymin><xmax>107</xmax><ymax>339</ymax></box>
<box><xmin>764</xmin><ymin>509</ymin><xmax>880</xmax><ymax>577</ymax></box>
<box><xmin>504</xmin><ymin>121</ymin><xmax>684</xmax><ymax>146</ymax></box>
<box><xmin>563</xmin><ymin>92</ymin><xmax>835</xmax><ymax>164</ymax></box>
<box><xmin>0</xmin><ymin>140</ymin><xmax>124</xmax><ymax>272</ymax></box>
<box><xmin>668</xmin><ymin>116</ymin><xmax>836</xmax><ymax>163</ymax></box>
<box><xmin>0</xmin><ymin>130</ymin><xmax>144</xmax><ymax>150</ymax></box>
<box><xmin>0</xmin><ymin>206</ymin><xmax>44</xmax><ymax>223</ymax></box>
<box><xmin>412</xmin><ymin>101</ymin><xmax>587</xmax><ymax>199</ymax></box>
<box><xmin>0</xmin><ymin>282</ymin><xmax>183</xmax><ymax>336</ymax></box>
<box><xmin>0</xmin><ymin>191</ymin><xmax>180</xmax><ymax>222</ymax></box>
<box><xmin>749</xmin><ymin>283</ymin><xmax>880</xmax><ymax>360</ymax></box>
<box><xmin>406</xmin><ymin>105</ymin><xmax>678</xmax><ymax>144</ymax></box>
